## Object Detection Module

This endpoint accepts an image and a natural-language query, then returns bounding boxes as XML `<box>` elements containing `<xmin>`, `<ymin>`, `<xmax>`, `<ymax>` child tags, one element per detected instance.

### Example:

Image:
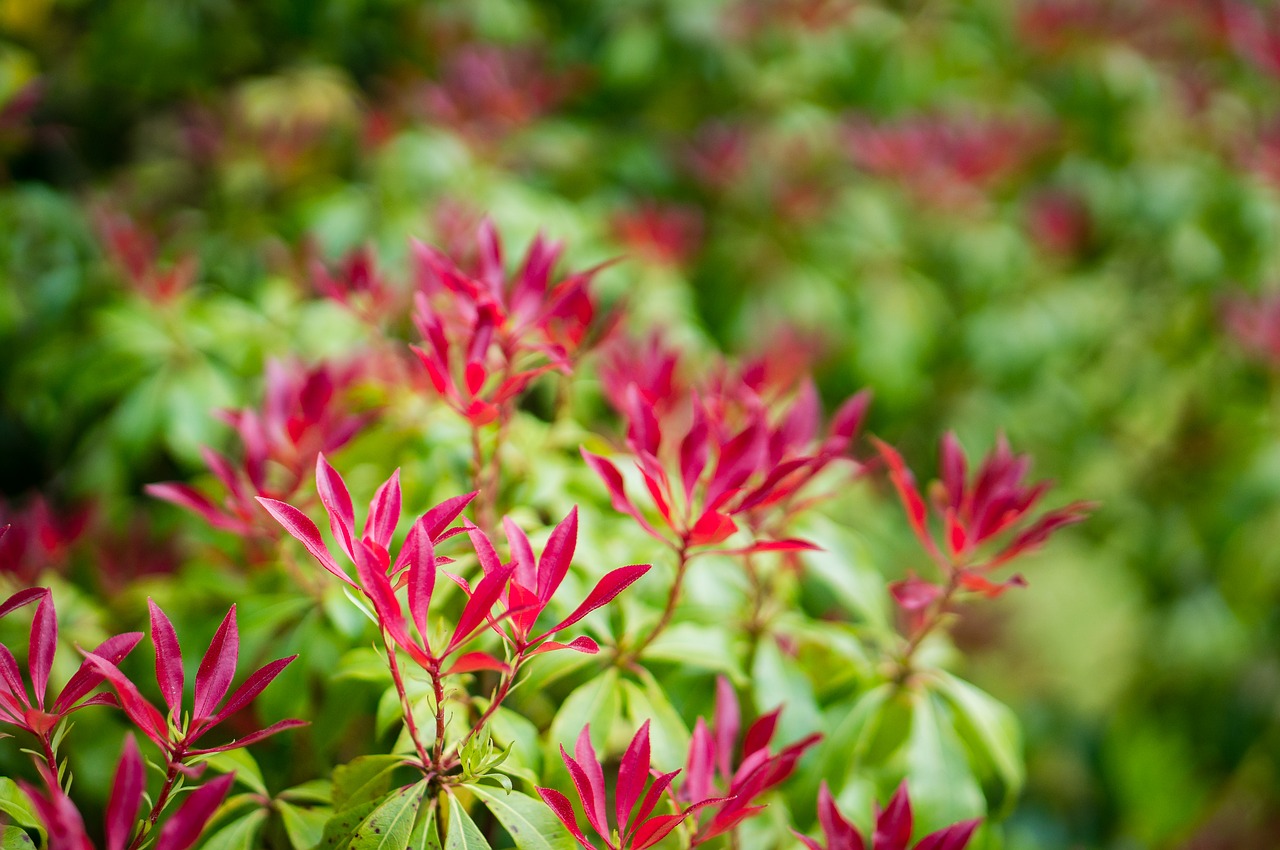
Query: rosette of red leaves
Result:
<box><xmin>21</xmin><ymin>735</ymin><xmax>234</xmax><ymax>850</ymax></box>
<box><xmin>585</xmin><ymin>342</ymin><xmax>868</xmax><ymax>553</ymax></box>
<box><xmin>537</xmin><ymin>722</ymin><xmax>727</xmax><ymax>850</ymax></box>
<box><xmin>0</xmin><ymin>588</ymin><xmax>141</xmax><ymax>757</ymax></box>
<box><xmin>462</xmin><ymin>507</ymin><xmax>651</xmax><ymax>661</ymax></box>
<box><xmin>679</xmin><ymin>676</ymin><xmax>821</xmax><ymax>844</ymax></box>
<box><xmin>147</xmin><ymin>358</ymin><xmax>371</xmax><ymax>535</ymax></box>
<box><xmin>84</xmin><ymin>600</ymin><xmax>303</xmax><ymax>759</ymax></box>
<box><xmin>258</xmin><ymin>456</ymin><xmax>487</xmax><ymax>673</ymax></box>
<box><xmin>795</xmin><ymin>781</ymin><xmax>980</xmax><ymax>850</ymax></box>
<box><xmin>410</xmin><ymin>220</ymin><xmax>607</xmax><ymax>426</ymax></box>
<box><xmin>873</xmin><ymin>433</ymin><xmax>1092</xmax><ymax>615</ymax></box>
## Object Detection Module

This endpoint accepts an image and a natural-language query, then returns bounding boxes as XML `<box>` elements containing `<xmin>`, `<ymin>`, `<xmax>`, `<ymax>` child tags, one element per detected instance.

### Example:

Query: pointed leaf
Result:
<box><xmin>470</xmin><ymin>786</ymin><xmax>577</xmax><ymax>850</ymax></box>
<box><xmin>194</xmin><ymin>607</ymin><xmax>239</xmax><ymax>723</ymax></box>
<box><xmin>55</xmin><ymin>632</ymin><xmax>143</xmax><ymax>714</ymax></box>
<box><xmin>153</xmin><ymin>773</ymin><xmax>235</xmax><ymax>850</ymax></box>
<box><xmin>365</xmin><ymin>471</ymin><xmax>403</xmax><ymax>550</ymax></box>
<box><xmin>147</xmin><ymin>600</ymin><xmax>184</xmax><ymax>719</ymax></box>
<box><xmin>256</xmin><ymin>497</ymin><xmax>353</xmax><ymax>586</ymax></box>
<box><xmin>28</xmin><ymin>596</ymin><xmax>56</xmax><ymax>711</ymax></box>
<box><xmin>105</xmin><ymin>736</ymin><xmax>145</xmax><ymax>850</ymax></box>
<box><xmin>544</xmin><ymin>564</ymin><xmax>650</xmax><ymax>638</ymax></box>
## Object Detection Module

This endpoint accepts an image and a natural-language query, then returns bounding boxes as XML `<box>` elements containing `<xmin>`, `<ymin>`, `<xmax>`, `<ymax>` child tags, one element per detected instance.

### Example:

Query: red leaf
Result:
<box><xmin>419</xmin><ymin>492</ymin><xmax>478</xmax><ymax>541</ymax></box>
<box><xmin>0</xmin><ymin>645</ymin><xmax>28</xmax><ymax>710</ymax></box>
<box><xmin>29</xmin><ymin>594</ymin><xmax>57</xmax><ymax>710</ymax></box>
<box><xmin>872</xmin><ymin>438</ymin><xmax>939</xmax><ymax>559</ymax></box>
<box><xmin>193</xmin><ymin>606</ymin><xmax>238</xmax><ymax>723</ymax></box>
<box><xmin>714</xmin><ymin>677</ymin><xmax>742</xmax><ymax>776</ymax></box>
<box><xmin>105</xmin><ymin>735</ymin><xmax>145</xmax><ymax>850</ymax></box>
<box><xmin>443</xmin><ymin>651</ymin><xmax>509</xmax><ymax>675</ymax></box>
<box><xmin>402</xmin><ymin>520</ymin><xmax>437</xmax><ymax>650</ymax></box>
<box><xmin>569</xmin><ymin>728</ymin><xmax>608</xmax><ymax>837</ymax></box>
<box><xmin>873</xmin><ymin>782</ymin><xmax>913</xmax><ymax>850</ymax></box>
<box><xmin>0</xmin><ymin>587</ymin><xmax>48</xmax><ymax>620</ymax></box>
<box><xmin>445</xmin><ymin>556</ymin><xmax>514</xmax><ymax>656</ymax></box>
<box><xmin>581</xmin><ymin>449</ymin><xmax>665</xmax><ymax>541</ymax></box>
<box><xmin>890</xmin><ymin>576</ymin><xmax>943</xmax><ymax>612</ymax></box>
<box><xmin>535</xmin><ymin>786</ymin><xmax>594</xmax><ymax>850</ymax></box>
<box><xmin>256</xmin><ymin>497</ymin><xmax>354</xmax><ymax>587</ymax></box>
<box><xmin>364</xmin><ymin>469</ymin><xmax>402</xmax><ymax>550</ymax></box>
<box><xmin>679</xmin><ymin>404</ymin><xmax>710</xmax><ymax>504</ymax></box>
<box><xmin>81</xmin><ymin>650</ymin><xmax>168</xmax><ymax>750</ymax></box>
<box><xmin>188</xmin><ymin>718</ymin><xmax>308</xmax><ymax>755</ymax></box>
<box><xmin>145</xmin><ymin>483</ymin><xmax>240</xmax><ymax>531</ymax></box>
<box><xmin>529</xmin><ymin>636</ymin><xmax>599</xmax><ymax>655</ymax></box>
<box><xmin>685</xmin><ymin>718</ymin><xmax>715</xmax><ymax>804</ymax></box>
<box><xmin>537</xmin><ymin>507</ymin><xmax>579</xmax><ymax>602</ymax></box>
<box><xmin>153</xmin><ymin>773</ymin><xmax>235</xmax><ymax>850</ymax></box>
<box><xmin>55</xmin><ymin>631</ymin><xmax>144</xmax><ymax>714</ymax></box>
<box><xmin>504</xmin><ymin>517</ymin><xmax>537</xmax><ymax>594</ymax></box>
<box><xmin>147</xmin><ymin>599</ymin><xmax>184</xmax><ymax>719</ymax></box>
<box><xmin>316</xmin><ymin>454</ymin><xmax>356</xmax><ymax>558</ymax></box>
<box><xmin>543</xmin><ymin>564</ymin><xmax>651</xmax><ymax>638</ymax></box>
<box><xmin>610</xmin><ymin>721</ymin><xmax>648</xmax><ymax>834</ymax></box>
<box><xmin>913</xmin><ymin>820</ymin><xmax>981</xmax><ymax>850</ymax></box>
<box><xmin>631</xmin><ymin>813</ymin><xmax>688</xmax><ymax>850</ymax></box>
<box><xmin>957</xmin><ymin>570</ymin><xmax>1027</xmax><ymax>598</ymax></box>
<box><xmin>210</xmin><ymin>655</ymin><xmax>297</xmax><ymax>726</ymax></box>
<box><xmin>690</xmin><ymin>510</ymin><xmax>737</xmax><ymax>546</ymax></box>
<box><xmin>816</xmin><ymin>781</ymin><xmax>864</xmax><ymax>850</ymax></box>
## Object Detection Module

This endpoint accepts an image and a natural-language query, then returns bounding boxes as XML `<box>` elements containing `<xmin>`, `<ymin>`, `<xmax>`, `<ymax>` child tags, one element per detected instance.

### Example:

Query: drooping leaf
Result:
<box><xmin>332</xmin><ymin>756</ymin><xmax>407</xmax><ymax>811</ymax></box>
<box><xmin>279</xmin><ymin>802</ymin><xmax>331</xmax><ymax>850</ymax></box>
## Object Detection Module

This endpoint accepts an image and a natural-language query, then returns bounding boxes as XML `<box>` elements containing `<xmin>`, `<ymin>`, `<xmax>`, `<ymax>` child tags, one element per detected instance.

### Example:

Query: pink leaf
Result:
<box><xmin>543</xmin><ymin>564</ymin><xmax>651</xmax><ymax>638</ymax></box>
<box><xmin>210</xmin><ymin>655</ymin><xmax>297</xmax><ymax>726</ymax></box>
<box><xmin>29</xmin><ymin>594</ymin><xmax>57</xmax><ymax>710</ymax></box>
<box><xmin>403</xmin><ymin>520</ymin><xmax>437</xmax><ymax>650</ymax></box>
<box><xmin>364</xmin><ymin>469</ymin><xmax>402</xmax><ymax>550</ymax></box>
<box><xmin>535</xmin><ymin>787</ymin><xmax>594</xmax><ymax>850</ymax></box>
<box><xmin>690</xmin><ymin>510</ymin><xmax>737</xmax><ymax>547</ymax></box>
<box><xmin>55</xmin><ymin>631</ymin><xmax>144</xmax><ymax>714</ymax></box>
<box><xmin>145</xmin><ymin>483</ymin><xmax>239</xmax><ymax>531</ymax></box>
<box><xmin>816</xmin><ymin>781</ymin><xmax>864</xmax><ymax>850</ymax></box>
<box><xmin>153</xmin><ymin>773</ymin><xmax>235</xmax><ymax>850</ymax></box>
<box><xmin>443</xmin><ymin>652</ymin><xmax>509</xmax><ymax>675</ymax></box>
<box><xmin>913</xmin><ymin>820</ymin><xmax>982</xmax><ymax>850</ymax></box>
<box><xmin>105</xmin><ymin>735</ymin><xmax>145</xmax><ymax>850</ymax></box>
<box><xmin>581</xmin><ymin>449</ymin><xmax>665</xmax><ymax>541</ymax></box>
<box><xmin>568</xmin><ymin>728</ymin><xmax>608</xmax><ymax>837</ymax></box>
<box><xmin>537</xmin><ymin>507</ymin><xmax>579</xmax><ymax>602</ymax></box>
<box><xmin>193</xmin><ymin>606</ymin><xmax>238</xmax><ymax>723</ymax></box>
<box><xmin>420</xmin><ymin>492</ymin><xmax>479</xmax><ymax>541</ymax></box>
<box><xmin>872</xmin><ymin>438</ymin><xmax>939</xmax><ymax>559</ymax></box>
<box><xmin>873</xmin><ymin>782</ymin><xmax>913</xmax><ymax>850</ymax></box>
<box><xmin>147</xmin><ymin>599</ymin><xmax>184</xmax><ymax>719</ymax></box>
<box><xmin>529</xmin><ymin>636</ymin><xmax>599</xmax><ymax>655</ymax></box>
<box><xmin>256</xmin><ymin>497</ymin><xmax>354</xmax><ymax>587</ymax></box>
<box><xmin>81</xmin><ymin>650</ymin><xmax>168</xmax><ymax>750</ymax></box>
<box><xmin>188</xmin><ymin>718</ymin><xmax>308</xmax><ymax>755</ymax></box>
<box><xmin>0</xmin><ymin>586</ymin><xmax>48</xmax><ymax>620</ymax></box>
<box><xmin>445</xmin><ymin>556</ymin><xmax>514</xmax><ymax>655</ymax></box>
<box><xmin>616</xmin><ymin>720</ymin><xmax>651</xmax><ymax>832</ymax></box>
<box><xmin>316</xmin><ymin>455</ymin><xmax>356</xmax><ymax>558</ymax></box>
<box><xmin>714</xmin><ymin>677</ymin><xmax>741</xmax><ymax>777</ymax></box>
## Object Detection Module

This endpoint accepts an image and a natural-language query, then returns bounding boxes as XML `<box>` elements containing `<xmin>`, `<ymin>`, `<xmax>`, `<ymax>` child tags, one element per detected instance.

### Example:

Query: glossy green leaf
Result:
<box><xmin>408</xmin><ymin>802</ymin><xmax>442</xmax><ymax>850</ymax></box>
<box><xmin>932</xmin><ymin>672</ymin><xmax>1024</xmax><ymax>815</ymax></box>
<box><xmin>200</xmin><ymin>810</ymin><xmax>269</xmax><ymax>850</ymax></box>
<box><xmin>547</xmin><ymin>668</ymin><xmax>619</xmax><ymax>757</ymax></box>
<box><xmin>201</xmin><ymin>749</ymin><xmax>268</xmax><ymax>796</ymax></box>
<box><xmin>332</xmin><ymin>755</ymin><xmax>406</xmax><ymax>811</ymax></box>
<box><xmin>280</xmin><ymin>802</ymin><xmax>332</xmax><ymax>850</ymax></box>
<box><xmin>0</xmin><ymin>779</ymin><xmax>45</xmax><ymax>846</ymax></box>
<box><xmin>444</xmin><ymin>793</ymin><xmax>492</xmax><ymax>850</ymax></box>
<box><xmin>469</xmin><ymin>786</ymin><xmax>576</xmax><ymax>850</ymax></box>
<box><xmin>0</xmin><ymin>826</ymin><xmax>35</xmax><ymax>850</ymax></box>
<box><xmin>350</xmin><ymin>781</ymin><xmax>428</xmax><ymax>850</ymax></box>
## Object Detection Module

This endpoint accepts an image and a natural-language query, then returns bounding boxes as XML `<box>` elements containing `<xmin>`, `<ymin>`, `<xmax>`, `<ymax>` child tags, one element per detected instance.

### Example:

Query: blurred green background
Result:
<box><xmin>3</xmin><ymin>1</ymin><xmax>1280</xmax><ymax>847</ymax></box>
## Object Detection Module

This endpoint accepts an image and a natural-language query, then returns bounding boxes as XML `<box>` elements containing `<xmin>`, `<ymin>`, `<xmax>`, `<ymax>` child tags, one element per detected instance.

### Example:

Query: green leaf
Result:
<box><xmin>444</xmin><ymin>792</ymin><xmax>492</xmax><ymax>850</ymax></box>
<box><xmin>280</xmin><ymin>780</ymin><xmax>334</xmax><ymax>805</ymax></box>
<box><xmin>486</xmin><ymin>705</ymin><xmax>543</xmax><ymax>786</ymax></box>
<box><xmin>0</xmin><ymin>826</ymin><xmax>35</xmax><ymax>850</ymax></box>
<box><xmin>751</xmin><ymin>635</ymin><xmax>822</xmax><ymax>744</ymax></box>
<box><xmin>332</xmin><ymin>755</ymin><xmax>407</xmax><ymax>811</ymax></box>
<box><xmin>350</xmin><ymin>781</ymin><xmax>428</xmax><ymax>850</ymax></box>
<box><xmin>199</xmin><ymin>810</ymin><xmax>269</xmax><ymax>850</ymax></box>
<box><xmin>200</xmin><ymin>749</ymin><xmax>268</xmax><ymax>796</ymax></box>
<box><xmin>547</xmin><ymin>668</ymin><xmax>619</xmax><ymax>756</ymax></box>
<box><xmin>279</xmin><ymin>802</ymin><xmax>332</xmax><ymax>850</ymax></box>
<box><xmin>320</xmin><ymin>799</ymin><xmax>381</xmax><ymax>850</ymax></box>
<box><xmin>904</xmin><ymin>691</ymin><xmax>986</xmax><ymax>831</ymax></box>
<box><xmin>0</xmin><ymin>779</ymin><xmax>45</xmax><ymax>846</ymax></box>
<box><xmin>932</xmin><ymin>672</ymin><xmax>1024</xmax><ymax>815</ymax></box>
<box><xmin>469</xmin><ymin>786</ymin><xmax>576</xmax><ymax>850</ymax></box>
<box><xmin>641</xmin><ymin>623</ymin><xmax>742</xmax><ymax>680</ymax></box>
<box><xmin>408</xmin><ymin>801</ymin><xmax>442</xmax><ymax>850</ymax></box>
<box><xmin>623</xmin><ymin>670</ymin><xmax>690</xmax><ymax>770</ymax></box>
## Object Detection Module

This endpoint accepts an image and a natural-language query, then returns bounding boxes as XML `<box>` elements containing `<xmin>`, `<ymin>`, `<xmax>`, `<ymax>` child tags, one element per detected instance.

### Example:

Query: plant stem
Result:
<box><xmin>384</xmin><ymin>633</ymin><xmax>433</xmax><ymax>770</ymax></box>
<box><xmin>127</xmin><ymin>755</ymin><xmax>184</xmax><ymax>850</ymax></box>
<box><xmin>621</xmin><ymin>542</ymin><xmax>692</xmax><ymax>665</ymax></box>
<box><xmin>896</xmin><ymin>571</ymin><xmax>962</xmax><ymax>677</ymax></box>
<box><xmin>431</xmin><ymin>664</ymin><xmax>448</xmax><ymax>767</ymax></box>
